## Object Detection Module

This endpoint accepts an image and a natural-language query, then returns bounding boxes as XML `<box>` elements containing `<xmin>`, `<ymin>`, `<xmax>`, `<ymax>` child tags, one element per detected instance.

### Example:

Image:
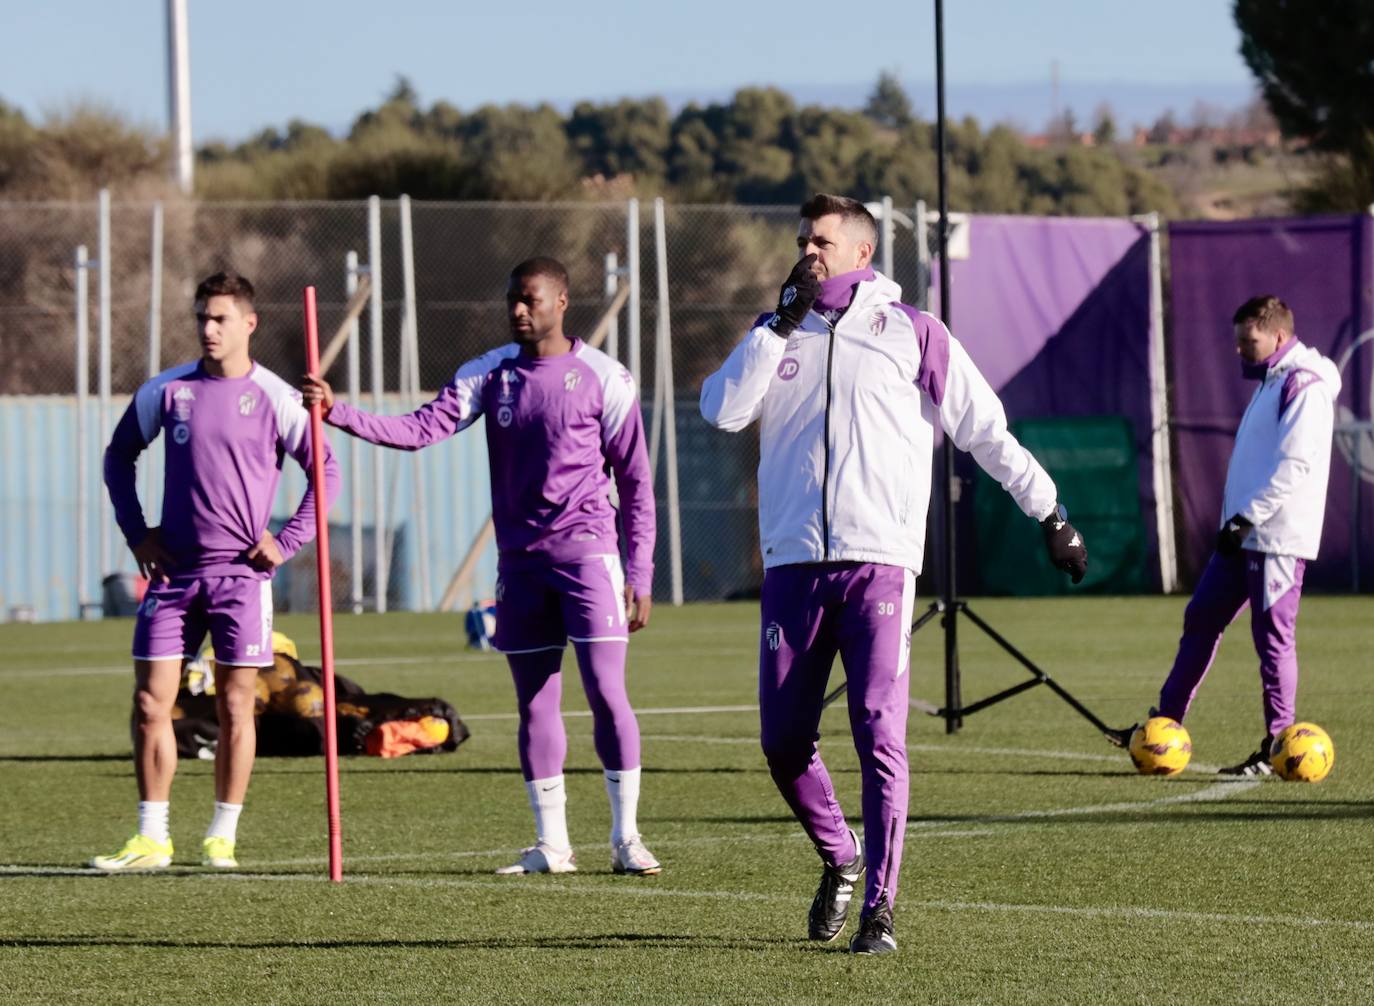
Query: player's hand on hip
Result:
<box><xmin>1216</xmin><ymin>514</ymin><xmax>1252</xmax><ymax>557</ymax></box>
<box><xmin>132</xmin><ymin>528</ymin><xmax>174</xmax><ymax>584</ymax></box>
<box><xmin>768</xmin><ymin>254</ymin><xmax>821</xmax><ymax>337</ymax></box>
<box><xmin>1040</xmin><ymin>505</ymin><xmax>1088</xmax><ymax>585</ymax></box>
<box><xmin>624</xmin><ymin>584</ymin><xmax>652</xmax><ymax>632</ymax></box>
<box><xmin>299</xmin><ymin>373</ymin><xmax>335</xmax><ymax>414</ymax></box>
<box><xmin>245</xmin><ymin>529</ymin><xmax>285</xmax><ymax>573</ymax></box>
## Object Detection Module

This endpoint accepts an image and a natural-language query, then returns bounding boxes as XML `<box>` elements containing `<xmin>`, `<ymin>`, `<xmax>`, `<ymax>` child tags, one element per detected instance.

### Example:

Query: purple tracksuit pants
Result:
<box><xmin>758</xmin><ymin>561</ymin><xmax>915</xmax><ymax>913</ymax></box>
<box><xmin>1159</xmin><ymin>549</ymin><xmax>1307</xmax><ymax>738</ymax></box>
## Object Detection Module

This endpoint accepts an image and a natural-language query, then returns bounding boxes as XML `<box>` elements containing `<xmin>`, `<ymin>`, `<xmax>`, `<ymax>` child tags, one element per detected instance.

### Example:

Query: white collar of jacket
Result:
<box><xmin>800</xmin><ymin>270</ymin><xmax>906</xmax><ymax>332</ymax></box>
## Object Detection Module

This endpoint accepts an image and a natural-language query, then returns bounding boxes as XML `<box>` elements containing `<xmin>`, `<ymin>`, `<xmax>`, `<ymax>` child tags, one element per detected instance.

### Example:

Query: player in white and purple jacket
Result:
<box><xmin>92</xmin><ymin>271</ymin><xmax>340</xmax><ymax>873</ymax></box>
<box><xmin>701</xmin><ymin>195</ymin><xmax>1087</xmax><ymax>955</ymax></box>
<box><xmin>1112</xmin><ymin>295</ymin><xmax>1340</xmax><ymax>775</ymax></box>
<box><xmin>301</xmin><ymin>258</ymin><xmax>661</xmax><ymax>877</ymax></box>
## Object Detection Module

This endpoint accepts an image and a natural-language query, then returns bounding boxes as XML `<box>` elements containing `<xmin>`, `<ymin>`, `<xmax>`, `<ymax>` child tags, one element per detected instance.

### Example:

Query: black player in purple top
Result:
<box><xmin>301</xmin><ymin>258</ymin><xmax>661</xmax><ymax>876</ymax></box>
<box><xmin>92</xmin><ymin>272</ymin><xmax>340</xmax><ymax>872</ymax></box>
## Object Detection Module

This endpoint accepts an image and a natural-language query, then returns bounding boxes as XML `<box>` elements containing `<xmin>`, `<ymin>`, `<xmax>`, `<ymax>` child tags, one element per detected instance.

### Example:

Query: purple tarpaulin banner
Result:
<box><xmin>931</xmin><ymin>214</ymin><xmax>1157</xmax><ymax>589</ymax></box>
<box><xmin>1168</xmin><ymin>215</ymin><xmax>1374</xmax><ymax>592</ymax></box>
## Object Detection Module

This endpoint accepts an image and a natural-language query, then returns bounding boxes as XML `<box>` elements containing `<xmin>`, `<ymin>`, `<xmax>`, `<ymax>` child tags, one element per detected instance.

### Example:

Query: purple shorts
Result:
<box><xmin>132</xmin><ymin>575</ymin><xmax>275</xmax><ymax>667</ymax></box>
<box><xmin>493</xmin><ymin>555</ymin><xmax>627</xmax><ymax>653</ymax></box>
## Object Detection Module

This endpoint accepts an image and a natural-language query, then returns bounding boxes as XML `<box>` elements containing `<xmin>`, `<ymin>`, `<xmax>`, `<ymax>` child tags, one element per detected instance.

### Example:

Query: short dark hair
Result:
<box><xmin>510</xmin><ymin>257</ymin><xmax>569</xmax><ymax>292</ymax></box>
<box><xmin>1232</xmin><ymin>294</ymin><xmax>1293</xmax><ymax>334</ymax></box>
<box><xmin>799</xmin><ymin>193</ymin><xmax>878</xmax><ymax>245</ymax></box>
<box><xmin>195</xmin><ymin>271</ymin><xmax>255</xmax><ymax>309</ymax></box>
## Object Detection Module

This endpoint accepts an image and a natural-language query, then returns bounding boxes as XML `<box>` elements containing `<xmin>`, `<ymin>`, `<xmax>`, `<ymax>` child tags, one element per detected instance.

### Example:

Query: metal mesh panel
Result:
<box><xmin>0</xmin><ymin>197</ymin><xmax>933</xmax><ymax>617</ymax></box>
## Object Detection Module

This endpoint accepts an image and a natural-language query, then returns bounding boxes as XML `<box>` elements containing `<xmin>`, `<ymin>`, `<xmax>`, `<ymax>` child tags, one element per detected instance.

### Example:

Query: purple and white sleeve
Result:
<box><xmin>326</xmin><ymin>345</ymin><xmax>514</xmax><ymax>450</ymax></box>
<box><xmin>103</xmin><ymin>379</ymin><xmax>165</xmax><ymax>548</ymax></box>
<box><xmin>272</xmin><ymin>390</ymin><xmax>343</xmax><ymax>561</ymax></box>
<box><xmin>601</xmin><ymin>365</ymin><xmax>656</xmax><ymax>593</ymax></box>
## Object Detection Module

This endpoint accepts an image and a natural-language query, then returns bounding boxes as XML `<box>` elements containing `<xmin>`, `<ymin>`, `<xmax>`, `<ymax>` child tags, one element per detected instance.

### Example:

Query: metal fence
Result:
<box><xmin>3</xmin><ymin>195</ymin><xmax>942</xmax><ymax>620</ymax></box>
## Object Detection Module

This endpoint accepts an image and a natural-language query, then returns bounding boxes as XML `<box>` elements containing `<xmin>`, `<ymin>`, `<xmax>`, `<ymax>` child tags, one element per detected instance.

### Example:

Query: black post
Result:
<box><xmin>934</xmin><ymin>0</ymin><xmax>961</xmax><ymax>734</ymax></box>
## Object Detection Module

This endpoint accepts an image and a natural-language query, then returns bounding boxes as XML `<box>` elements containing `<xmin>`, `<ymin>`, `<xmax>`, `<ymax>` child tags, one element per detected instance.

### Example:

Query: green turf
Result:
<box><xmin>2</xmin><ymin>597</ymin><xmax>1373</xmax><ymax>1003</ymax></box>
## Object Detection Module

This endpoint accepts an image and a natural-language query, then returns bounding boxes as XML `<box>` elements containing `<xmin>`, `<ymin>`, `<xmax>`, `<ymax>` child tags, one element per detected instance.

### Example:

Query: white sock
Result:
<box><xmin>604</xmin><ymin>766</ymin><xmax>641</xmax><ymax>846</ymax></box>
<box><xmin>526</xmin><ymin>776</ymin><xmax>570</xmax><ymax>851</ymax></box>
<box><xmin>206</xmin><ymin>802</ymin><xmax>243</xmax><ymax>842</ymax></box>
<box><xmin>138</xmin><ymin>801</ymin><xmax>170</xmax><ymax>843</ymax></box>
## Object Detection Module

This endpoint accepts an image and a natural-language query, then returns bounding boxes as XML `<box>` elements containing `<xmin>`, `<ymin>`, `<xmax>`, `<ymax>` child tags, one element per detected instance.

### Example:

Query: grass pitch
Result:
<box><xmin>2</xmin><ymin>596</ymin><xmax>1373</xmax><ymax>1003</ymax></box>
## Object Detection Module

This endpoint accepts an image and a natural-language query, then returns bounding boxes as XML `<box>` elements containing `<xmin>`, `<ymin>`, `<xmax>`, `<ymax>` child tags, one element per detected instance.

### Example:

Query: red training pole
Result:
<box><xmin>303</xmin><ymin>285</ymin><xmax>343</xmax><ymax>883</ymax></box>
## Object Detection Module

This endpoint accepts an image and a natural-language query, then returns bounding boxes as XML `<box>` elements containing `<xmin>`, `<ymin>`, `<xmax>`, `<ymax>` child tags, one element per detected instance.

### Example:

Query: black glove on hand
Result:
<box><xmin>768</xmin><ymin>254</ymin><xmax>821</xmax><ymax>337</ymax></box>
<box><xmin>1041</xmin><ymin>505</ymin><xmax>1088</xmax><ymax>584</ymax></box>
<box><xmin>1216</xmin><ymin>514</ymin><xmax>1253</xmax><ymax>556</ymax></box>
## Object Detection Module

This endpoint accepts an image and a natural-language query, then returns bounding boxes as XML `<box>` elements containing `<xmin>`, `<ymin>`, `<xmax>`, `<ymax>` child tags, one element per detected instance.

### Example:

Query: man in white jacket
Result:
<box><xmin>1114</xmin><ymin>295</ymin><xmax>1340</xmax><ymax>776</ymax></box>
<box><xmin>699</xmin><ymin>194</ymin><xmax>1088</xmax><ymax>955</ymax></box>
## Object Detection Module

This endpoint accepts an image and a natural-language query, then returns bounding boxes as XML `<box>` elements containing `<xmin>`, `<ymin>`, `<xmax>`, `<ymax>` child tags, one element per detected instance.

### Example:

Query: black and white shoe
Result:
<box><xmin>849</xmin><ymin>899</ymin><xmax>897</xmax><ymax>955</ymax></box>
<box><xmin>1219</xmin><ymin>737</ymin><xmax>1274</xmax><ymax>777</ymax></box>
<box><xmin>807</xmin><ymin>831</ymin><xmax>864</xmax><ymax>942</ymax></box>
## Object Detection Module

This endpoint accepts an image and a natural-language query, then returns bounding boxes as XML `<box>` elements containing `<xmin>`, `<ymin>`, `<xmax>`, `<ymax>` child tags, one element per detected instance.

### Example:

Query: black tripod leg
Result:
<box><xmin>955</xmin><ymin>603</ymin><xmax>1115</xmax><ymax>735</ymax></box>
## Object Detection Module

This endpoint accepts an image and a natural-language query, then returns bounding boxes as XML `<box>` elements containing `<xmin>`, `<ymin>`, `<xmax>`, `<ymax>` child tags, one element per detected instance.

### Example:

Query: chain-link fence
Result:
<box><xmin>0</xmin><ymin>196</ymin><xmax>931</xmax><ymax>620</ymax></box>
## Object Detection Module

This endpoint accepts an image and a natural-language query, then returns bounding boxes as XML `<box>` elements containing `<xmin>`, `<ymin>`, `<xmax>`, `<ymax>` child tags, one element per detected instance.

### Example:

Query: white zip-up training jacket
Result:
<box><xmin>1223</xmin><ymin>340</ymin><xmax>1340</xmax><ymax>560</ymax></box>
<box><xmin>700</xmin><ymin>269</ymin><xmax>1059</xmax><ymax>574</ymax></box>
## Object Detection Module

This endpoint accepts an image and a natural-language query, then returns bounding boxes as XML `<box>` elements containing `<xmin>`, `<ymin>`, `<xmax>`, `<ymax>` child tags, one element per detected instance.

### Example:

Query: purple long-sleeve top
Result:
<box><xmin>326</xmin><ymin>339</ymin><xmax>656</xmax><ymax>593</ymax></box>
<box><xmin>104</xmin><ymin>361</ymin><xmax>341</xmax><ymax>579</ymax></box>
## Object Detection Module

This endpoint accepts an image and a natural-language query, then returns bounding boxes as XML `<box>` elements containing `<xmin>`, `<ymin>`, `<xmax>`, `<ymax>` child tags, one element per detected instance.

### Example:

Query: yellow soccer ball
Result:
<box><xmin>1269</xmin><ymin>722</ymin><xmax>1334</xmax><ymax>782</ymax></box>
<box><xmin>1129</xmin><ymin>716</ymin><xmax>1192</xmax><ymax>776</ymax></box>
<box><xmin>287</xmin><ymin>681</ymin><xmax>325</xmax><ymax>719</ymax></box>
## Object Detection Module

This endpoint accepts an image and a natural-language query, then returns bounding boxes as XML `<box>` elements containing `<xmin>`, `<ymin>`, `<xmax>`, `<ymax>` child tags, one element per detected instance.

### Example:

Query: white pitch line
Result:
<box><xmin>3</xmin><ymin>865</ymin><xmax>1369</xmax><ymax>932</ymax></box>
<box><xmin>465</xmin><ymin>704</ymin><xmax>756</xmax><ymax>722</ymax></box>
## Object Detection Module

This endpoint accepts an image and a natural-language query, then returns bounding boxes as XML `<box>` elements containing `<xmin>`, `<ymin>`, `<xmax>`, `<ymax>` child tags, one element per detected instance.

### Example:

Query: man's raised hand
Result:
<box><xmin>768</xmin><ymin>254</ymin><xmax>821</xmax><ymax>337</ymax></box>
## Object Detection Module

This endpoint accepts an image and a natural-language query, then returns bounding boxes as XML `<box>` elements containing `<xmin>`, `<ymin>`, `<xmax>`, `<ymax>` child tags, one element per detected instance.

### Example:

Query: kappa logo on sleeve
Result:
<box><xmin>564</xmin><ymin>370</ymin><xmax>581</xmax><ymax>392</ymax></box>
<box><xmin>238</xmin><ymin>392</ymin><xmax>257</xmax><ymax>416</ymax></box>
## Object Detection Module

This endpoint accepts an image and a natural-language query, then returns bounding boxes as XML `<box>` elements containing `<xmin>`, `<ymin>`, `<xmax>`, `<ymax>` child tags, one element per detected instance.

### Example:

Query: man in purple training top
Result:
<box><xmin>1109</xmin><ymin>295</ymin><xmax>1339</xmax><ymax>774</ymax></box>
<box><xmin>701</xmin><ymin>194</ymin><xmax>1088</xmax><ymax>954</ymax></box>
<box><xmin>93</xmin><ymin>271</ymin><xmax>340</xmax><ymax>872</ymax></box>
<box><xmin>301</xmin><ymin>257</ymin><xmax>660</xmax><ymax>876</ymax></box>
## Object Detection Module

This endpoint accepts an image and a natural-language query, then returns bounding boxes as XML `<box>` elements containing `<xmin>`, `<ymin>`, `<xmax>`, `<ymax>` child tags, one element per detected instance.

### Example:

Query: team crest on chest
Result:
<box><xmin>765</xmin><ymin>621</ymin><xmax>782</xmax><ymax>651</ymax></box>
<box><xmin>564</xmin><ymin>370</ymin><xmax>581</xmax><ymax>392</ymax></box>
<box><xmin>238</xmin><ymin>392</ymin><xmax>257</xmax><ymax>416</ymax></box>
<box><xmin>870</xmin><ymin>310</ymin><xmax>888</xmax><ymax>337</ymax></box>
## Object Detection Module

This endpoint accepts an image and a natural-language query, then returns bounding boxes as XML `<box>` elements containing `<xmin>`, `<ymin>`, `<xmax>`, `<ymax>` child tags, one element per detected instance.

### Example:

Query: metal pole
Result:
<box><xmin>148</xmin><ymin>203</ymin><xmax>163</xmax><ymax>377</ymax></box>
<box><xmin>75</xmin><ymin>245</ymin><xmax>91</xmax><ymax>617</ymax></box>
<box><xmin>881</xmin><ymin>195</ymin><xmax>895</xmax><ymax>277</ymax></box>
<box><xmin>915</xmin><ymin>199</ymin><xmax>930</xmax><ymax>312</ymax></box>
<box><xmin>653</xmin><ymin>198</ymin><xmax>684</xmax><ymax>605</ymax></box>
<box><xmin>627</xmin><ymin>198</ymin><xmax>642</xmax><ymax>389</ymax></box>
<box><xmin>97</xmin><ymin>188</ymin><xmax>112</xmax><ymax>579</ymax></box>
<box><xmin>1141</xmin><ymin>211</ymin><xmax>1178</xmax><ymax>593</ymax></box>
<box><xmin>367</xmin><ymin>196</ymin><xmax>387</xmax><ymax>613</ymax></box>
<box><xmin>399</xmin><ymin>195</ymin><xmax>432</xmax><ymax>610</ymax></box>
<box><xmin>165</xmin><ymin>0</ymin><xmax>193</xmax><ymax>194</ymax></box>
<box><xmin>143</xmin><ymin>202</ymin><xmax>164</xmax><ymax>510</ymax></box>
<box><xmin>604</xmin><ymin>252</ymin><xmax>620</xmax><ymax>362</ymax></box>
<box><xmin>935</xmin><ymin>0</ymin><xmax>961</xmax><ymax>733</ymax></box>
<box><xmin>345</xmin><ymin>251</ymin><xmax>364</xmax><ymax>614</ymax></box>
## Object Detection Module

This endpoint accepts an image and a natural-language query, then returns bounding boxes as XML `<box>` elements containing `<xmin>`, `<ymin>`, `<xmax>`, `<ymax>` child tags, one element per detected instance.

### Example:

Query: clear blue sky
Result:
<box><xmin>4</xmin><ymin>0</ymin><xmax>1254</xmax><ymax>142</ymax></box>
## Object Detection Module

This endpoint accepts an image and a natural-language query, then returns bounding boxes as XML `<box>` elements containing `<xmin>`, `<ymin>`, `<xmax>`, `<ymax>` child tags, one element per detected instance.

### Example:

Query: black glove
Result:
<box><xmin>768</xmin><ymin>254</ymin><xmax>821</xmax><ymax>337</ymax></box>
<box><xmin>1216</xmin><ymin>514</ymin><xmax>1253</xmax><ymax>556</ymax></box>
<box><xmin>1041</xmin><ymin>504</ymin><xmax>1088</xmax><ymax>584</ymax></box>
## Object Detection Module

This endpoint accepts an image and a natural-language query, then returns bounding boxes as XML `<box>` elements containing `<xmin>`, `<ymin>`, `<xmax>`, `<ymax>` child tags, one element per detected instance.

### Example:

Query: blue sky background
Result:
<box><xmin>3</xmin><ymin>1</ymin><xmax>1256</xmax><ymax>142</ymax></box>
